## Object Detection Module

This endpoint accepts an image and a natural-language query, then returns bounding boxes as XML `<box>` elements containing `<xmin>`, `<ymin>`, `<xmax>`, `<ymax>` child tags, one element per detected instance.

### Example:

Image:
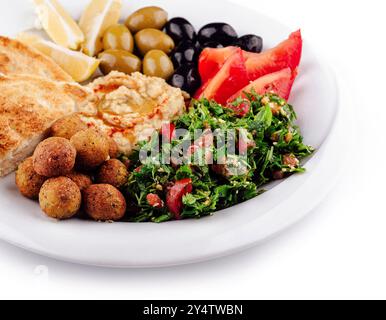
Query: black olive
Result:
<box><xmin>169</xmin><ymin>73</ymin><xmax>185</xmax><ymax>90</ymax></box>
<box><xmin>234</xmin><ymin>35</ymin><xmax>263</xmax><ymax>53</ymax></box>
<box><xmin>202</xmin><ymin>41</ymin><xmax>224</xmax><ymax>49</ymax></box>
<box><xmin>198</xmin><ymin>23</ymin><xmax>238</xmax><ymax>46</ymax></box>
<box><xmin>168</xmin><ymin>64</ymin><xmax>201</xmax><ymax>95</ymax></box>
<box><xmin>164</xmin><ymin>17</ymin><xmax>196</xmax><ymax>44</ymax></box>
<box><xmin>194</xmin><ymin>41</ymin><xmax>203</xmax><ymax>52</ymax></box>
<box><xmin>170</xmin><ymin>41</ymin><xmax>201</xmax><ymax>69</ymax></box>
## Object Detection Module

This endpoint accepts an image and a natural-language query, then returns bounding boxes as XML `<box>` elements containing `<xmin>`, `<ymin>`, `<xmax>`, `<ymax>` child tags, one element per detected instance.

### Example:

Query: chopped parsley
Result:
<box><xmin>122</xmin><ymin>92</ymin><xmax>313</xmax><ymax>222</ymax></box>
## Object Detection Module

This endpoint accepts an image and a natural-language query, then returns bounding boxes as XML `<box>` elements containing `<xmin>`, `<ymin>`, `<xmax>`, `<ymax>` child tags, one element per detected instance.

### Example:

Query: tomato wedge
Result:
<box><xmin>198</xmin><ymin>46</ymin><xmax>238</xmax><ymax>83</ymax></box>
<box><xmin>194</xmin><ymin>30</ymin><xmax>302</xmax><ymax>104</ymax></box>
<box><xmin>196</xmin><ymin>48</ymin><xmax>249</xmax><ymax>105</ymax></box>
<box><xmin>226</xmin><ymin>68</ymin><xmax>297</xmax><ymax>103</ymax></box>
<box><xmin>244</xmin><ymin>30</ymin><xmax>302</xmax><ymax>81</ymax></box>
<box><xmin>166</xmin><ymin>179</ymin><xmax>193</xmax><ymax>219</ymax></box>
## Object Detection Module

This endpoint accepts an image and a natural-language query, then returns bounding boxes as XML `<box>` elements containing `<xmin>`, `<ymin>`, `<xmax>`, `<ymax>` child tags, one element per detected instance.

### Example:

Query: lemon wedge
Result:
<box><xmin>79</xmin><ymin>0</ymin><xmax>122</xmax><ymax>57</ymax></box>
<box><xmin>18</xmin><ymin>33</ymin><xmax>100</xmax><ymax>82</ymax></box>
<box><xmin>33</xmin><ymin>0</ymin><xmax>84</xmax><ymax>50</ymax></box>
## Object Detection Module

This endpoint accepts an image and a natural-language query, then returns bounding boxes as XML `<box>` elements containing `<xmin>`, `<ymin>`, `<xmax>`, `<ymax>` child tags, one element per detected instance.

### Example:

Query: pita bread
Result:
<box><xmin>0</xmin><ymin>36</ymin><xmax>73</xmax><ymax>81</ymax></box>
<box><xmin>0</xmin><ymin>74</ymin><xmax>92</xmax><ymax>177</ymax></box>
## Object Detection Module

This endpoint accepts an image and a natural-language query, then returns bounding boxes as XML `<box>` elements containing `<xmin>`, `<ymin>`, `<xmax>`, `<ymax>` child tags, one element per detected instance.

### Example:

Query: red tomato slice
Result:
<box><xmin>196</xmin><ymin>48</ymin><xmax>249</xmax><ymax>105</ymax></box>
<box><xmin>166</xmin><ymin>179</ymin><xmax>193</xmax><ymax>219</ymax></box>
<box><xmin>245</xmin><ymin>30</ymin><xmax>302</xmax><ymax>81</ymax></box>
<box><xmin>198</xmin><ymin>46</ymin><xmax>238</xmax><ymax>83</ymax></box>
<box><xmin>226</xmin><ymin>68</ymin><xmax>297</xmax><ymax>103</ymax></box>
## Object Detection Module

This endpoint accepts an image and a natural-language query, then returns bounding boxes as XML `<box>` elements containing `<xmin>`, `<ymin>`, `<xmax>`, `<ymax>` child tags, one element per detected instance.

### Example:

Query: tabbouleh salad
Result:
<box><xmin>122</xmin><ymin>91</ymin><xmax>313</xmax><ymax>222</ymax></box>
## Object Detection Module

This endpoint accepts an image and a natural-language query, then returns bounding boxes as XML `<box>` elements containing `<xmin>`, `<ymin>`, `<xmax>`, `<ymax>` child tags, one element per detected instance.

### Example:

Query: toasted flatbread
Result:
<box><xmin>0</xmin><ymin>36</ymin><xmax>73</xmax><ymax>82</ymax></box>
<box><xmin>0</xmin><ymin>74</ymin><xmax>93</xmax><ymax>177</ymax></box>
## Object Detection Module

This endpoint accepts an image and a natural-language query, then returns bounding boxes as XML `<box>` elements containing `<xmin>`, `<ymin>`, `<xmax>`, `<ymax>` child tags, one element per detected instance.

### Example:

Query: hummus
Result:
<box><xmin>80</xmin><ymin>71</ymin><xmax>186</xmax><ymax>155</ymax></box>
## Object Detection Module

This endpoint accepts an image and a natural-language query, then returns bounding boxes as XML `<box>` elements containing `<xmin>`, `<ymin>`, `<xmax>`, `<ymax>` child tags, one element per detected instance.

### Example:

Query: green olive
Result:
<box><xmin>134</xmin><ymin>28</ymin><xmax>175</xmax><ymax>56</ymax></box>
<box><xmin>103</xmin><ymin>24</ymin><xmax>134</xmax><ymax>52</ymax></box>
<box><xmin>125</xmin><ymin>6</ymin><xmax>168</xmax><ymax>33</ymax></box>
<box><xmin>98</xmin><ymin>50</ymin><xmax>142</xmax><ymax>75</ymax></box>
<box><xmin>143</xmin><ymin>50</ymin><xmax>174</xmax><ymax>80</ymax></box>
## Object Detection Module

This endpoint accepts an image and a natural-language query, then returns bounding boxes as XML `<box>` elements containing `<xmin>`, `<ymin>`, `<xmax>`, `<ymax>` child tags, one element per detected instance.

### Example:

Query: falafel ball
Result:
<box><xmin>50</xmin><ymin>114</ymin><xmax>88</xmax><ymax>140</ymax></box>
<box><xmin>33</xmin><ymin>137</ymin><xmax>77</xmax><ymax>177</ymax></box>
<box><xmin>83</xmin><ymin>184</ymin><xmax>126</xmax><ymax>221</ymax></box>
<box><xmin>108</xmin><ymin>138</ymin><xmax>120</xmax><ymax>159</ymax></box>
<box><xmin>15</xmin><ymin>157</ymin><xmax>47</xmax><ymax>199</ymax></box>
<box><xmin>96</xmin><ymin>159</ymin><xmax>129</xmax><ymax>188</ymax></box>
<box><xmin>70</xmin><ymin>129</ymin><xmax>110</xmax><ymax>170</ymax></box>
<box><xmin>65</xmin><ymin>172</ymin><xmax>93</xmax><ymax>192</ymax></box>
<box><xmin>39</xmin><ymin>177</ymin><xmax>81</xmax><ymax>220</ymax></box>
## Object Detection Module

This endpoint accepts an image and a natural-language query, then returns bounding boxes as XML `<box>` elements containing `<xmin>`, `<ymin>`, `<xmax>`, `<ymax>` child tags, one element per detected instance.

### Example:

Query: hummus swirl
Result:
<box><xmin>80</xmin><ymin>71</ymin><xmax>186</xmax><ymax>155</ymax></box>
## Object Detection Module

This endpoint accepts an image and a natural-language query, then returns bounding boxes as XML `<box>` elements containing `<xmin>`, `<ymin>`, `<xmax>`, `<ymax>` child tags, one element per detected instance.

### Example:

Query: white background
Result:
<box><xmin>0</xmin><ymin>0</ymin><xmax>385</xmax><ymax>300</ymax></box>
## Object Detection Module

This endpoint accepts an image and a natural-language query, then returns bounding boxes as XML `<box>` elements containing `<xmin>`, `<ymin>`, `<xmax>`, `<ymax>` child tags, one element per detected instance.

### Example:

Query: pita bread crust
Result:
<box><xmin>0</xmin><ymin>74</ymin><xmax>92</xmax><ymax>177</ymax></box>
<box><xmin>0</xmin><ymin>36</ymin><xmax>73</xmax><ymax>82</ymax></box>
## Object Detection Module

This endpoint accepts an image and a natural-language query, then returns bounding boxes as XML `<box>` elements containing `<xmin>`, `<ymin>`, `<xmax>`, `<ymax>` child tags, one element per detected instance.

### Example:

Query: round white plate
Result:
<box><xmin>0</xmin><ymin>0</ymin><xmax>341</xmax><ymax>267</ymax></box>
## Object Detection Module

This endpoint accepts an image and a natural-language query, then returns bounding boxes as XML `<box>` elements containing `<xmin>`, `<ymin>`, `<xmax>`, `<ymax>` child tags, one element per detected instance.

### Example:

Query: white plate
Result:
<box><xmin>0</xmin><ymin>0</ymin><xmax>341</xmax><ymax>267</ymax></box>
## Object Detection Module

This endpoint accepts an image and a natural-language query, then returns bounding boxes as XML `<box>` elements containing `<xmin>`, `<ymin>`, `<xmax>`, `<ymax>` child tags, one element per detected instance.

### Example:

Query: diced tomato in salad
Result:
<box><xmin>226</xmin><ymin>100</ymin><xmax>251</xmax><ymax>117</ymax></box>
<box><xmin>146</xmin><ymin>194</ymin><xmax>164</xmax><ymax>209</ymax></box>
<box><xmin>238</xmin><ymin>134</ymin><xmax>256</xmax><ymax>154</ymax></box>
<box><xmin>161</xmin><ymin>122</ymin><xmax>176</xmax><ymax>142</ymax></box>
<box><xmin>166</xmin><ymin>179</ymin><xmax>193</xmax><ymax>219</ymax></box>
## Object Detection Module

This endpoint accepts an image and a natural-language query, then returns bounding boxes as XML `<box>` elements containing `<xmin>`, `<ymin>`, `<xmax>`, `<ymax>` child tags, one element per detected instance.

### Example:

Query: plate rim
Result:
<box><xmin>0</xmin><ymin>0</ymin><xmax>343</xmax><ymax>268</ymax></box>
